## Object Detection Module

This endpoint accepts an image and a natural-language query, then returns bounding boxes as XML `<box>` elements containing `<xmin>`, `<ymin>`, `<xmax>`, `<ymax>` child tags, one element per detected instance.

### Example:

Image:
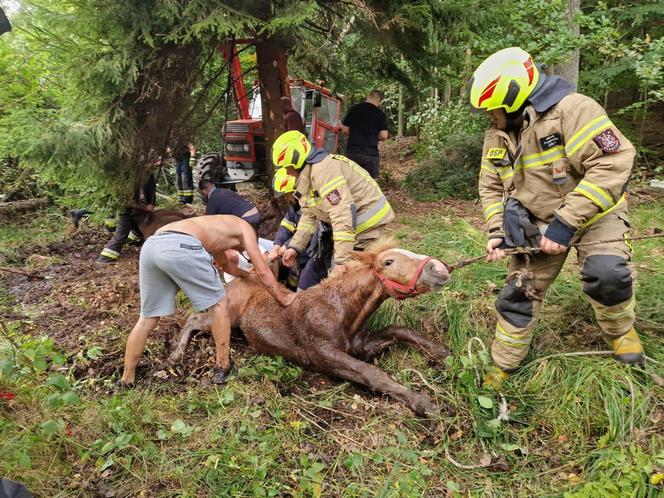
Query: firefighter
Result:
<box><xmin>469</xmin><ymin>47</ymin><xmax>644</xmax><ymax>388</ymax></box>
<box><xmin>270</xmin><ymin>168</ymin><xmax>332</xmax><ymax>291</ymax></box>
<box><xmin>173</xmin><ymin>141</ymin><xmax>195</xmax><ymax>204</ymax></box>
<box><xmin>273</xmin><ymin>131</ymin><xmax>395</xmax><ymax>280</ymax></box>
<box><xmin>97</xmin><ymin>174</ymin><xmax>156</xmax><ymax>263</ymax></box>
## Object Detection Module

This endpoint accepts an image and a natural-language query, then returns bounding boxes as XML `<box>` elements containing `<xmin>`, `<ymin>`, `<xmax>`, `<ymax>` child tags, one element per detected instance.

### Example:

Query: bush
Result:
<box><xmin>403</xmin><ymin>133</ymin><xmax>484</xmax><ymax>200</ymax></box>
<box><xmin>404</xmin><ymin>99</ymin><xmax>487</xmax><ymax>200</ymax></box>
<box><xmin>408</xmin><ymin>98</ymin><xmax>488</xmax><ymax>154</ymax></box>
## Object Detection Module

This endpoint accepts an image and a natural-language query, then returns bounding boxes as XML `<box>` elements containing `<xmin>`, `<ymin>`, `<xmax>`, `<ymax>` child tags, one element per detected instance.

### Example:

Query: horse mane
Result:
<box><xmin>316</xmin><ymin>236</ymin><xmax>398</xmax><ymax>291</ymax></box>
<box><xmin>346</xmin><ymin>236</ymin><xmax>399</xmax><ymax>269</ymax></box>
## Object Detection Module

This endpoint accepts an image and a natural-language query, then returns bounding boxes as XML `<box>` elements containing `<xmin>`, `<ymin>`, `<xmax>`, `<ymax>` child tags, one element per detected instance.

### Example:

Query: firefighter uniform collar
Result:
<box><xmin>526</xmin><ymin>73</ymin><xmax>574</xmax><ymax>113</ymax></box>
<box><xmin>305</xmin><ymin>146</ymin><xmax>329</xmax><ymax>164</ymax></box>
<box><xmin>295</xmin><ymin>164</ymin><xmax>312</xmax><ymax>200</ymax></box>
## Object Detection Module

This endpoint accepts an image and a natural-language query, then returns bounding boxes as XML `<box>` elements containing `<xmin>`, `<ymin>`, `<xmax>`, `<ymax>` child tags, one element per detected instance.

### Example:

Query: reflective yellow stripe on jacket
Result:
<box><xmin>565</xmin><ymin>115</ymin><xmax>612</xmax><ymax>157</ymax></box>
<box><xmin>320</xmin><ymin>175</ymin><xmax>346</xmax><ymax>197</ymax></box>
<box><xmin>519</xmin><ymin>145</ymin><xmax>565</xmax><ymax>169</ymax></box>
<box><xmin>280</xmin><ymin>219</ymin><xmax>296</xmax><ymax>231</ymax></box>
<box><xmin>574</xmin><ymin>180</ymin><xmax>614</xmax><ymax>211</ymax></box>
<box><xmin>356</xmin><ymin>195</ymin><xmax>391</xmax><ymax>234</ymax></box>
<box><xmin>484</xmin><ymin>201</ymin><xmax>503</xmax><ymax>221</ymax></box>
<box><xmin>297</xmin><ymin>222</ymin><xmax>315</xmax><ymax>233</ymax></box>
<box><xmin>579</xmin><ymin>194</ymin><xmax>626</xmax><ymax>229</ymax></box>
<box><xmin>333</xmin><ymin>231</ymin><xmax>356</xmax><ymax>242</ymax></box>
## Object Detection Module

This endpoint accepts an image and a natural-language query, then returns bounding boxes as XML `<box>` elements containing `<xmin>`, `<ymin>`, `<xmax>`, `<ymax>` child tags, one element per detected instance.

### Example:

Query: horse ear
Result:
<box><xmin>350</xmin><ymin>250</ymin><xmax>375</xmax><ymax>266</ymax></box>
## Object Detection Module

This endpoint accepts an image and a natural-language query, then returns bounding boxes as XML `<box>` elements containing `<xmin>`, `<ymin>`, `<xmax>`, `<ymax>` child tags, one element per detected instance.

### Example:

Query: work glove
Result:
<box><xmin>503</xmin><ymin>198</ymin><xmax>541</xmax><ymax>248</ymax></box>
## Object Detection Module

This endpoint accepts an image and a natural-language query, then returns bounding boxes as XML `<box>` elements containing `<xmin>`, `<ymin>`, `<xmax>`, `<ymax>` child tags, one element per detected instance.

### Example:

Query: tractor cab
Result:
<box><xmin>198</xmin><ymin>41</ymin><xmax>344</xmax><ymax>186</ymax></box>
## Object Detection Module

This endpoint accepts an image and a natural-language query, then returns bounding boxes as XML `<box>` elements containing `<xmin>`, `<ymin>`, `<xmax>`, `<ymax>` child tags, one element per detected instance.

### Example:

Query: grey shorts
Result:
<box><xmin>139</xmin><ymin>232</ymin><xmax>225</xmax><ymax>317</ymax></box>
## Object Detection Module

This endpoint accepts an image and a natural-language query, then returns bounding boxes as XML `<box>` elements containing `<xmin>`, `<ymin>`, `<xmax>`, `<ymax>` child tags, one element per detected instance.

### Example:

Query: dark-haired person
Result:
<box><xmin>341</xmin><ymin>90</ymin><xmax>389</xmax><ymax>178</ymax></box>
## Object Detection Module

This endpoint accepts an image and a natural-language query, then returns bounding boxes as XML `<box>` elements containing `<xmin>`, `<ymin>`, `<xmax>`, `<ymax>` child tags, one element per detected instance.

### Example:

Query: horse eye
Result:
<box><xmin>384</xmin><ymin>259</ymin><xmax>394</xmax><ymax>266</ymax></box>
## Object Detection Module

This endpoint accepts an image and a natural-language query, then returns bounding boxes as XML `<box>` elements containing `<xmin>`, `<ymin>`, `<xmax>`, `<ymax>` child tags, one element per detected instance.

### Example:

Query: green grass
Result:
<box><xmin>1</xmin><ymin>201</ymin><xmax>663</xmax><ymax>497</ymax></box>
<box><xmin>0</xmin><ymin>208</ymin><xmax>69</xmax><ymax>265</ymax></box>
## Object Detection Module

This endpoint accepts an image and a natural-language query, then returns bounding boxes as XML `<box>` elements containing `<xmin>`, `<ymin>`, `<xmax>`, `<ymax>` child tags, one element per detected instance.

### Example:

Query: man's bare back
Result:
<box><xmin>156</xmin><ymin>215</ymin><xmax>295</xmax><ymax>307</ymax></box>
<box><xmin>156</xmin><ymin>215</ymin><xmax>248</xmax><ymax>254</ymax></box>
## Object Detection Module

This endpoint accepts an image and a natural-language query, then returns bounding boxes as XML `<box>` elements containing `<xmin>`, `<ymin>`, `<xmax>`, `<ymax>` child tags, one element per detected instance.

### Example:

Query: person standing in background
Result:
<box><xmin>174</xmin><ymin>140</ymin><xmax>195</xmax><ymax>204</ymax></box>
<box><xmin>341</xmin><ymin>90</ymin><xmax>389</xmax><ymax>178</ymax></box>
<box><xmin>281</xmin><ymin>96</ymin><xmax>305</xmax><ymax>133</ymax></box>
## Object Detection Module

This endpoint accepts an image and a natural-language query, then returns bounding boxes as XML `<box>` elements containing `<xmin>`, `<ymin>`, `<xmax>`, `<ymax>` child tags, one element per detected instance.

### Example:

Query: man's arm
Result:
<box><xmin>479</xmin><ymin>155</ymin><xmax>506</xmax><ymax>240</ymax></box>
<box><xmin>273</xmin><ymin>207</ymin><xmax>298</xmax><ymax>247</ymax></box>
<box><xmin>478</xmin><ymin>136</ymin><xmax>508</xmax><ymax>260</ymax></box>
<box><xmin>377</xmin><ymin>110</ymin><xmax>388</xmax><ymax>141</ymax></box>
<box><xmin>546</xmin><ymin>96</ymin><xmax>635</xmax><ymax>247</ymax></box>
<box><xmin>214</xmin><ymin>250</ymin><xmax>251</xmax><ymax>278</ymax></box>
<box><xmin>341</xmin><ymin>107</ymin><xmax>354</xmax><ymax>137</ymax></box>
<box><xmin>240</xmin><ymin>223</ymin><xmax>295</xmax><ymax>306</ymax></box>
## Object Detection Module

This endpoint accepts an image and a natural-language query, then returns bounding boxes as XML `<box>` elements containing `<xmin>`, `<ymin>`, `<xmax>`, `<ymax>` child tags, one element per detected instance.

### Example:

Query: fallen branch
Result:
<box><xmin>0</xmin><ymin>266</ymin><xmax>45</xmax><ymax>279</ymax></box>
<box><xmin>444</xmin><ymin>448</ymin><xmax>492</xmax><ymax>470</ymax></box>
<box><xmin>0</xmin><ymin>197</ymin><xmax>49</xmax><ymax>215</ymax></box>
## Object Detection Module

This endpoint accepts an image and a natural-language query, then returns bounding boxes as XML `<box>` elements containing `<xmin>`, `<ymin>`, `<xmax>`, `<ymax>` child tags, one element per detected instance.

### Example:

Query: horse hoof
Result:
<box><xmin>412</xmin><ymin>394</ymin><xmax>438</xmax><ymax>417</ymax></box>
<box><xmin>212</xmin><ymin>363</ymin><xmax>237</xmax><ymax>385</ymax></box>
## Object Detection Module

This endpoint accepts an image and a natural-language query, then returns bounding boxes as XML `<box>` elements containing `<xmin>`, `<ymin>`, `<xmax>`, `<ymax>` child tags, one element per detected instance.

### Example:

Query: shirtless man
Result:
<box><xmin>121</xmin><ymin>215</ymin><xmax>295</xmax><ymax>386</ymax></box>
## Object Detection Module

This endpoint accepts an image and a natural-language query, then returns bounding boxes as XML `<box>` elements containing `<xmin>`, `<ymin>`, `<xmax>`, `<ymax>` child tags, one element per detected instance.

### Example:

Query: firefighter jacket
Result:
<box><xmin>479</xmin><ymin>92</ymin><xmax>635</xmax><ymax>246</ymax></box>
<box><xmin>290</xmin><ymin>154</ymin><xmax>395</xmax><ymax>264</ymax></box>
<box><xmin>274</xmin><ymin>204</ymin><xmax>301</xmax><ymax>247</ymax></box>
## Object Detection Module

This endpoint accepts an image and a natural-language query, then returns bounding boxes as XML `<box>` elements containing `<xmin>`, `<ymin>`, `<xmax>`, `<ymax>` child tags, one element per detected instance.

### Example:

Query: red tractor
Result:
<box><xmin>197</xmin><ymin>41</ymin><xmax>344</xmax><ymax>186</ymax></box>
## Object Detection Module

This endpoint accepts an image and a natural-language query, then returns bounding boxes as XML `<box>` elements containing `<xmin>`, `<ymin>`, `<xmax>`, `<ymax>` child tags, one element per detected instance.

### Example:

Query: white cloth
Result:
<box><xmin>223</xmin><ymin>238</ymin><xmax>274</xmax><ymax>282</ymax></box>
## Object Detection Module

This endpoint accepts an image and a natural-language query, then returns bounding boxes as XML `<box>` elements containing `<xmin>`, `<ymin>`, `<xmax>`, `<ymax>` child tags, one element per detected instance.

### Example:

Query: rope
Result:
<box><xmin>449</xmin><ymin>233</ymin><xmax>664</xmax><ymax>271</ymax></box>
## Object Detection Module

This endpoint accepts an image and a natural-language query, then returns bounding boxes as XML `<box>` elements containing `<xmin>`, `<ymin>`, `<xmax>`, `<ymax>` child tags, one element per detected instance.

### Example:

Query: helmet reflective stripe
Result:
<box><xmin>272</xmin><ymin>130</ymin><xmax>311</xmax><ymax>170</ymax></box>
<box><xmin>478</xmin><ymin>76</ymin><xmax>500</xmax><ymax>107</ymax></box>
<box><xmin>469</xmin><ymin>47</ymin><xmax>540</xmax><ymax>114</ymax></box>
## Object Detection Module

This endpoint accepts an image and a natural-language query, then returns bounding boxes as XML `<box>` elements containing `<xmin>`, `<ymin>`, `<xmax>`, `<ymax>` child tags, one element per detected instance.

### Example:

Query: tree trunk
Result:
<box><xmin>256</xmin><ymin>36</ymin><xmax>290</xmax><ymax>217</ymax></box>
<box><xmin>460</xmin><ymin>47</ymin><xmax>472</xmax><ymax>98</ymax></box>
<box><xmin>552</xmin><ymin>0</ymin><xmax>581</xmax><ymax>90</ymax></box>
<box><xmin>255</xmin><ymin>37</ymin><xmax>289</xmax><ymax>180</ymax></box>
<box><xmin>397</xmin><ymin>85</ymin><xmax>404</xmax><ymax>137</ymax></box>
<box><xmin>3</xmin><ymin>161</ymin><xmax>31</xmax><ymax>202</ymax></box>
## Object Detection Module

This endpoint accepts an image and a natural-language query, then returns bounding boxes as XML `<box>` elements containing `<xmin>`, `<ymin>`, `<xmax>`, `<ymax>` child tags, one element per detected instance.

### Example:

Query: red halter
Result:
<box><xmin>372</xmin><ymin>256</ymin><xmax>432</xmax><ymax>300</ymax></box>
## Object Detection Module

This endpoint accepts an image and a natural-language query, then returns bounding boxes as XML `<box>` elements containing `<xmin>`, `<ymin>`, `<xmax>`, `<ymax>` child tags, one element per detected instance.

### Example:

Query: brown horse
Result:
<box><xmin>170</xmin><ymin>240</ymin><xmax>452</xmax><ymax>416</ymax></box>
<box><xmin>137</xmin><ymin>209</ymin><xmax>190</xmax><ymax>238</ymax></box>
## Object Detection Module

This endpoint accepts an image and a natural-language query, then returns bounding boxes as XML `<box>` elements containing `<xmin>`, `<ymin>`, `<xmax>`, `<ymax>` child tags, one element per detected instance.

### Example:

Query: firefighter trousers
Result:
<box><xmin>491</xmin><ymin>211</ymin><xmax>635</xmax><ymax>371</ymax></box>
<box><xmin>99</xmin><ymin>210</ymin><xmax>144</xmax><ymax>260</ymax></box>
<box><xmin>175</xmin><ymin>158</ymin><xmax>194</xmax><ymax>204</ymax></box>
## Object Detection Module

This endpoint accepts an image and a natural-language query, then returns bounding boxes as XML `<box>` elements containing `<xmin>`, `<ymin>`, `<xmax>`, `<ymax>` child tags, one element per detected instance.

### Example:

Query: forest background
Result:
<box><xmin>1</xmin><ymin>1</ymin><xmax>664</xmax><ymax>497</ymax></box>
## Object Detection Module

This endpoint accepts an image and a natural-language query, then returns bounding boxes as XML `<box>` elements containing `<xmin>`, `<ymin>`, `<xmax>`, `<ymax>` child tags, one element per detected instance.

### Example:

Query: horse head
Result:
<box><xmin>350</xmin><ymin>239</ymin><xmax>451</xmax><ymax>300</ymax></box>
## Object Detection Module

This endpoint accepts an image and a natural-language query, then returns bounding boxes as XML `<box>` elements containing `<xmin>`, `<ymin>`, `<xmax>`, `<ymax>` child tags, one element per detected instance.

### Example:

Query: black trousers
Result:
<box><xmin>99</xmin><ymin>209</ymin><xmax>144</xmax><ymax>259</ymax></box>
<box><xmin>175</xmin><ymin>158</ymin><xmax>194</xmax><ymax>204</ymax></box>
<box><xmin>345</xmin><ymin>153</ymin><xmax>380</xmax><ymax>178</ymax></box>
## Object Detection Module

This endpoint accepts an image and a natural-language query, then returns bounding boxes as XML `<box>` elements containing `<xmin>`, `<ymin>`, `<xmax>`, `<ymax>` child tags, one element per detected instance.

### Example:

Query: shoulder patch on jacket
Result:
<box><xmin>486</xmin><ymin>148</ymin><xmax>507</xmax><ymax>160</ymax></box>
<box><xmin>326</xmin><ymin>189</ymin><xmax>341</xmax><ymax>205</ymax></box>
<box><xmin>592</xmin><ymin>129</ymin><xmax>620</xmax><ymax>153</ymax></box>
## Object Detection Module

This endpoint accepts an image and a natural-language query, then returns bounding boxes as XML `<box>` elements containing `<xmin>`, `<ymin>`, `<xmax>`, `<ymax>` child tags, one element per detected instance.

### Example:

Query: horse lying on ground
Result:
<box><xmin>169</xmin><ymin>240</ymin><xmax>452</xmax><ymax>416</ymax></box>
<box><xmin>137</xmin><ymin>209</ymin><xmax>190</xmax><ymax>238</ymax></box>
